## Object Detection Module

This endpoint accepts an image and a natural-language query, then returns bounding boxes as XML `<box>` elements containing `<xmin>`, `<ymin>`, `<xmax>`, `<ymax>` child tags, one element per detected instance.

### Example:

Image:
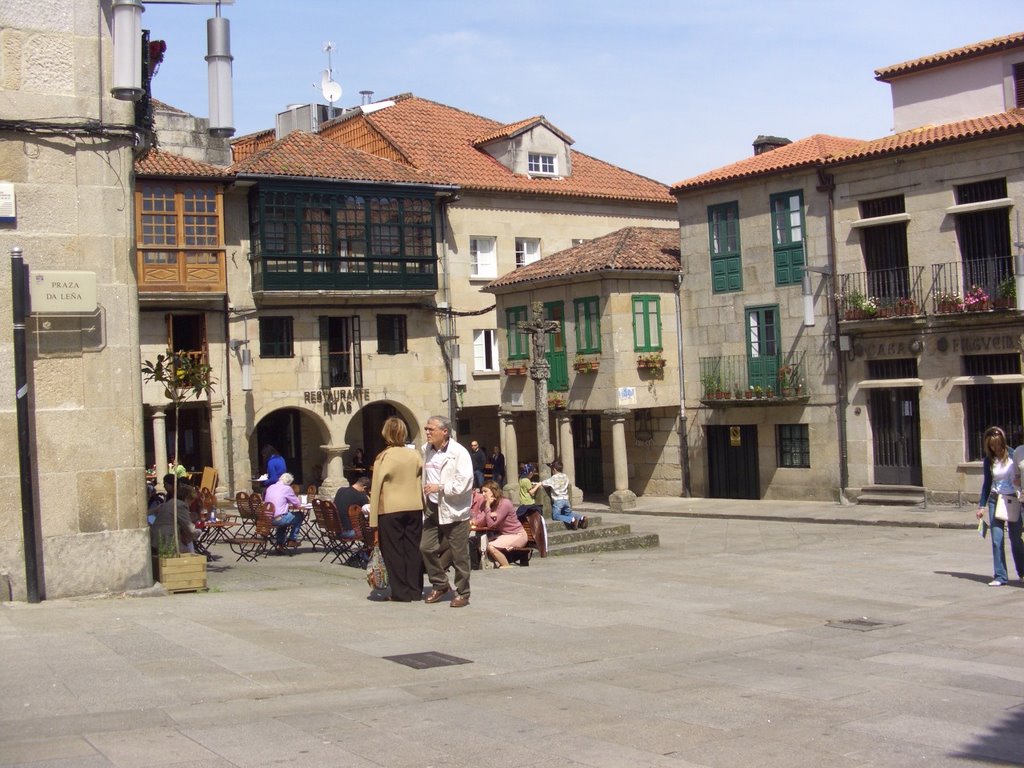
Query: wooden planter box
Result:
<box><xmin>637</xmin><ymin>359</ymin><xmax>666</xmax><ymax>370</ymax></box>
<box><xmin>503</xmin><ymin>366</ymin><xmax>527</xmax><ymax>376</ymax></box>
<box><xmin>156</xmin><ymin>553</ymin><xmax>208</xmax><ymax>594</ymax></box>
<box><xmin>572</xmin><ymin>362</ymin><xmax>599</xmax><ymax>373</ymax></box>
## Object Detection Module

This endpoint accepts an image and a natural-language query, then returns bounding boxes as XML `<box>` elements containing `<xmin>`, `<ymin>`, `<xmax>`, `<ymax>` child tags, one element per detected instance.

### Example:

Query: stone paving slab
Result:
<box><xmin>1</xmin><ymin>506</ymin><xmax>1022</xmax><ymax>767</ymax></box>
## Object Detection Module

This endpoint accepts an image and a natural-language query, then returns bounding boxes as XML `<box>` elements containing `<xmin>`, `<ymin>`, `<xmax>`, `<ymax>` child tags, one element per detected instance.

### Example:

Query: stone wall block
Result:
<box><xmin>22</xmin><ymin>32</ymin><xmax>73</xmax><ymax>94</ymax></box>
<box><xmin>77</xmin><ymin>469</ymin><xmax>117</xmax><ymax>532</ymax></box>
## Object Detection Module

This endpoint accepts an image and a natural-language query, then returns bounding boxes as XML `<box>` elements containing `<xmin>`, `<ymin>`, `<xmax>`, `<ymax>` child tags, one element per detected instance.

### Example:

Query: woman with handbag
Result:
<box><xmin>369</xmin><ymin>417</ymin><xmax>425</xmax><ymax>602</ymax></box>
<box><xmin>976</xmin><ymin>426</ymin><xmax>1024</xmax><ymax>586</ymax></box>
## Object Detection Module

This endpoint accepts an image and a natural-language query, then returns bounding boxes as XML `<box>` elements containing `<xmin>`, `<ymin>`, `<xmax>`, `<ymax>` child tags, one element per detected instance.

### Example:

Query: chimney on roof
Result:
<box><xmin>359</xmin><ymin>90</ymin><xmax>374</xmax><ymax>105</ymax></box>
<box><xmin>752</xmin><ymin>135</ymin><xmax>792</xmax><ymax>155</ymax></box>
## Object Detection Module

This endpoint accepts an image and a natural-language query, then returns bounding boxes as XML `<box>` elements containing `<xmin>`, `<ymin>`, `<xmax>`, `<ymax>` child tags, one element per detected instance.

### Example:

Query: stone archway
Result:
<box><xmin>343</xmin><ymin>400</ymin><xmax>421</xmax><ymax>471</ymax></box>
<box><xmin>251</xmin><ymin>406</ymin><xmax>331</xmax><ymax>490</ymax></box>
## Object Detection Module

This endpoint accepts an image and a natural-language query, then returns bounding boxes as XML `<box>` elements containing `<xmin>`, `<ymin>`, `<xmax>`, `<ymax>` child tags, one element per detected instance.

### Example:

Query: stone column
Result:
<box><xmin>208</xmin><ymin>400</ymin><xmax>225</xmax><ymax>489</ymax></box>
<box><xmin>151</xmin><ymin>406</ymin><xmax>168</xmax><ymax>476</ymax></box>
<box><xmin>500</xmin><ymin>410</ymin><xmax>519</xmax><ymax>498</ymax></box>
<box><xmin>556</xmin><ymin>413</ymin><xmax>581</xmax><ymax>506</ymax></box>
<box><xmin>605</xmin><ymin>409</ymin><xmax>636</xmax><ymax>511</ymax></box>
<box><xmin>318</xmin><ymin>443</ymin><xmax>349</xmax><ymax>498</ymax></box>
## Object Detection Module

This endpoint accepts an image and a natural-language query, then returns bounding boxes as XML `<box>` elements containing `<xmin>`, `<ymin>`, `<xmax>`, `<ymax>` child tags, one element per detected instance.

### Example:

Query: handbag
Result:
<box><xmin>994</xmin><ymin>494</ymin><xmax>1021</xmax><ymax>523</ymax></box>
<box><xmin>366</xmin><ymin>546</ymin><xmax>389</xmax><ymax>590</ymax></box>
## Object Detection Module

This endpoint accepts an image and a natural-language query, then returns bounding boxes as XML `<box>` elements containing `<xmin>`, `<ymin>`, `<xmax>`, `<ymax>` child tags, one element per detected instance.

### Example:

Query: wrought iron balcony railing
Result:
<box><xmin>698</xmin><ymin>351</ymin><xmax>808</xmax><ymax>405</ymax></box>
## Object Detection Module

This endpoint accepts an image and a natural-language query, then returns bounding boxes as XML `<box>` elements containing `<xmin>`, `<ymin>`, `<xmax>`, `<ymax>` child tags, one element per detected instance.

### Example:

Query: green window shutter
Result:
<box><xmin>632</xmin><ymin>295</ymin><xmax>662</xmax><ymax>352</ymax></box>
<box><xmin>770</xmin><ymin>191</ymin><xmax>805</xmax><ymax>287</ymax></box>
<box><xmin>506</xmin><ymin>306</ymin><xmax>528</xmax><ymax>359</ymax></box>
<box><xmin>708</xmin><ymin>201</ymin><xmax>742</xmax><ymax>294</ymax></box>
<box><xmin>574</xmin><ymin>297</ymin><xmax>601</xmax><ymax>353</ymax></box>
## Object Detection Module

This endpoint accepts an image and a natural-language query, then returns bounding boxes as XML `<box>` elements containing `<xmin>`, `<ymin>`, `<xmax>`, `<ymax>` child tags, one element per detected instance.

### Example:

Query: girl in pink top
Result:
<box><xmin>471</xmin><ymin>481</ymin><xmax>527</xmax><ymax>568</ymax></box>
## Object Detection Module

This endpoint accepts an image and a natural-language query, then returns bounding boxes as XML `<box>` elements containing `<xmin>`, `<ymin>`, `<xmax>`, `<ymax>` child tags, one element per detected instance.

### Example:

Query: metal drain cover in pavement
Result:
<box><xmin>383</xmin><ymin>651</ymin><xmax>472</xmax><ymax>669</ymax></box>
<box><xmin>827</xmin><ymin>618</ymin><xmax>896</xmax><ymax>632</ymax></box>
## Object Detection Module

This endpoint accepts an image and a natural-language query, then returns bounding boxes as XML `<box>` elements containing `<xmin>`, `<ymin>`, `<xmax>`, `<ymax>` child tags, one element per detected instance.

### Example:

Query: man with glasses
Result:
<box><xmin>421</xmin><ymin>416</ymin><xmax>474</xmax><ymax>607</ymax></box>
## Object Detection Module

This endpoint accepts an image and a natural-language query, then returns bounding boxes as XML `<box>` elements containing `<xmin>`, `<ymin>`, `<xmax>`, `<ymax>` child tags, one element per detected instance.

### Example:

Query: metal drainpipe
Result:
<box><xmin>674</xmin><ymin>271</ymin><xmax>691</xmax><ymax>497</ymax></box>
<box><xmin>222</xmin><ymin>295</ymin><xmax>234</xmax><ymax>496</ymax></box>
<box><xmin>818</xmin><ymin>169</ymin><xmax>848</xmax><ymax>502</ymax></box>
<box><xmin>438</xmin><ymin>195</ymin><xmax>457</xmax><ymax>427</ymax></box>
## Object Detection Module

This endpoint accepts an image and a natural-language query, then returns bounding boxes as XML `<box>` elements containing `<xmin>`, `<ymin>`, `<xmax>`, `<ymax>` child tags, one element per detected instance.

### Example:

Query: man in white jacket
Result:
<box><xmin>421</xmin><ymin>415</ymin><xmax>474</xmax><ymax>607</ymax></box>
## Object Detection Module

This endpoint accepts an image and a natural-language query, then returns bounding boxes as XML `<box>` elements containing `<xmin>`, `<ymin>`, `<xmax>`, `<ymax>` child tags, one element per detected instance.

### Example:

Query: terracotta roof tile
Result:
<box><xmin>827</xmin><ymin>109</ymin><xmax>1024</xmax><ymax>163</ymax></box>
<box><xmin>345</xmin><ymin>96</ymin><xmax>672</xmax><ymax>204</ymax></box>
<box><xmin>134</xmin><ymin>148</ymin><xmax>233</xmax><ymax>178</ymax></box>
<box><xmin>875</xmin><ymin>31</ymin><xmax>1024</xmax><ymax>81</ymax></box>
<box><xmin>670</xmin><ymin>134</ymin><xmax>865</xmax><ymax>192</ymax></box>
<box><xmin>473</xmin><ymin>116</ymin><xmax>575</xmax><ymax>147</ymax></box>
<box><xmin>230</xmin><ymin>130</ymin><xmax>452</xmax><ymax>186</ymax></box>
<box><xmin>486</xmin><ymin>227</ymin><xmax>680</xmax><ymax>290</ymax></box>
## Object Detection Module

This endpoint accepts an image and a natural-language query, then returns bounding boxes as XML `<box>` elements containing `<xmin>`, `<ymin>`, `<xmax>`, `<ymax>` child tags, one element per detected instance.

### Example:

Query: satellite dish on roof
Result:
<box><xmin>320</xmin><ymin>41</ymin><xmax>341</xmax><ymax>105</ymax></box>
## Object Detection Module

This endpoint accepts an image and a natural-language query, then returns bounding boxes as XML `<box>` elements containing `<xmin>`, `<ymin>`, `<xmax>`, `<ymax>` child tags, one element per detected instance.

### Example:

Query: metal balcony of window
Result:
<box><xmin>835</xmin><ymin>257</ymin><xmax>1018</xmax><ymax>322</ymax></box>
<box><xmin>698</xmin><ymin>351</ymin><xmax>809</xmax><ymax>407</ymax></box>
<box><xmin>835</xmin><ymin>266</ymin><xmax>926</xmax><ymax>322</ymax></box>
<box><xmin>930</xmin><ymin>255</ymin><xmax>1016</xmax><ymax>315</ymax></box>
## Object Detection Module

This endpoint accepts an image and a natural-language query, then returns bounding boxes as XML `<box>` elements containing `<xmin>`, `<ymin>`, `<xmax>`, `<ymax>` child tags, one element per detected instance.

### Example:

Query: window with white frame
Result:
<box><xmin>515</xmin><ymin>238</ymin><xmax>540</xmax><ymax>268</ymax></box>
<box><xmin>473</xmin><ymin>329</ymin><xmax>499</xmax><ymax>372</ymax></box>
<box><xmin>528</xmin><ymin>153</ymin><xmax>556</xmax><ymax>175</ymax></box>
<box><xmin>469</xmin><ymin>236</ymin><xmax>497</xmax><ymax>279</ymax></box>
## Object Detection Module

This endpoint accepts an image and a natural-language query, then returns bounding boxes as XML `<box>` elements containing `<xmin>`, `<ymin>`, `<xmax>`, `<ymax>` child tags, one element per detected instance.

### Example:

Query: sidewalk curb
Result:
<box><xmin>615</xmin><ymin>509</ymin><xmax>975</xmax><ymax>530</ymax></box>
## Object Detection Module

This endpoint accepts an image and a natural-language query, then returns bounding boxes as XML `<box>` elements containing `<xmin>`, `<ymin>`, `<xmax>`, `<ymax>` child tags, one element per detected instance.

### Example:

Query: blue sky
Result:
<box><xmin>141</xmin><ymin>1</ymin><xmax>1023</xmax><ymax>184</ymax></box>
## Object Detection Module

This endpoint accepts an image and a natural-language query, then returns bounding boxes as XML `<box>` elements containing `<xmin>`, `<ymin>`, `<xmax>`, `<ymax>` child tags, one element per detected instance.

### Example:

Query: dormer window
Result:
<box><xmin>528</xmin><ymin>153</ymin><xmax>556</xmax><ymax>176</ymax></box>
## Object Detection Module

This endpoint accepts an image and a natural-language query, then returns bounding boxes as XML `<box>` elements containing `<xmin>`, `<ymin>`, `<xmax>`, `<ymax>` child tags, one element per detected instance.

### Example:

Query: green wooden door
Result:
<box><xmin>544</xmin><ymin>301</ymin><xmax>568</xmax><ymax>392</ymax></box>
<box><xmin>745</xmin><ymin>306</ymin><xmax>780</xmax><ymax>390</ymax></box>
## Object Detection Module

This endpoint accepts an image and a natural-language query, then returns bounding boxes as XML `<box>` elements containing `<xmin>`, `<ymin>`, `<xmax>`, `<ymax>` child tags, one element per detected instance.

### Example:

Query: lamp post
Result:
<box><xmin>802</xmin><ymin>264</ymin><xmax>833</xmax><ymax>327</ymax></box>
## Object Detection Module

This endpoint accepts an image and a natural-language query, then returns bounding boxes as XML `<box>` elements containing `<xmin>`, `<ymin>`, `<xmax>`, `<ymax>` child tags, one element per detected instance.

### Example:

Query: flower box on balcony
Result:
<box><xmin>572</xmin><ymin>358</ymin><xmax>599</xmax><ymax>373</ymax></box>
<box><xmin>503</xmin><ymin>364</ymin><xmax>528</xmax><ymax>376</ymax></box>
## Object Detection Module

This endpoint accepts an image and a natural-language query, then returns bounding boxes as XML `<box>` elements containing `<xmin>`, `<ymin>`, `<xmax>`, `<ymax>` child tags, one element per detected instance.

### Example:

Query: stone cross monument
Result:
<box><xmin>518</xmin><ymin>301</ymin><xmax>560</xmax><ymax>480</ymax></box>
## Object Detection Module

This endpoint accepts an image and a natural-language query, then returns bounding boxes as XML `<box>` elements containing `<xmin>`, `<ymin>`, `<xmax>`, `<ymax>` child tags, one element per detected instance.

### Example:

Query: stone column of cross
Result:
<box><xmin>518</xmin><ymin>301</ymin><xmax>560</xmax><ymax>481</ymax></box>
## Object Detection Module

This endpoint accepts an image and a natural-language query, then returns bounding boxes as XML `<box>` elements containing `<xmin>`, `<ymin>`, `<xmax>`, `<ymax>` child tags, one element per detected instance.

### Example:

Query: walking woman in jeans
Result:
<box><xmin>976</xmin><ymin>426</ymin><xmax>1024</xmax><ymax>586</ymax></box>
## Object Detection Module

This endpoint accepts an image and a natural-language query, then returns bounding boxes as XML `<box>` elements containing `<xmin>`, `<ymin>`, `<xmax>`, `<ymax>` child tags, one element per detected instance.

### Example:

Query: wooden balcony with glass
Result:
<box><xmin>248</xmin><ymin>188</ymin><xmax>439</xmax><ymax>294</ymax></box>
<box><xmin>135</xmin><ymin>182</ymin><xmax>226</xmax><ymax>295</ymax></box>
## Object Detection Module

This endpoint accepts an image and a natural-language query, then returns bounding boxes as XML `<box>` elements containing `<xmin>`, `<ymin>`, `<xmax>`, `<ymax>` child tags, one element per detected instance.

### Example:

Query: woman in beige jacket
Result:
<box><xmin>370</xmin><ymin>417</ymin><xmax>425</xmax><ymax>602</ymax></box>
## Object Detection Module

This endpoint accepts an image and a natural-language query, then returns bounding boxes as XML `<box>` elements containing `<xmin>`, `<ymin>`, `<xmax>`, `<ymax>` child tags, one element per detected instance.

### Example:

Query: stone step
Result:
<box><xmin>547</xmin><ymin>531</ymin><xmax>660</xmax><ymax>557</ymax></box>
<box><xmin>546</xmin><ymin>522</ymin><xmax>631</xmax><ymax>545</ymax></box>
<box><xmin>857</xmin><ymin>486</ymin><xmax>926</xmax><ymax>506</ymax></box>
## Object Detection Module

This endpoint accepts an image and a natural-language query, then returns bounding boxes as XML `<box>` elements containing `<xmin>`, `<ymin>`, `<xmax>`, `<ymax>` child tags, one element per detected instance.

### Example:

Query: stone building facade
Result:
<box><xmin>0</xmin><ymin>1</ymin><xmax>151</xmax><ymax>599</ymax></box>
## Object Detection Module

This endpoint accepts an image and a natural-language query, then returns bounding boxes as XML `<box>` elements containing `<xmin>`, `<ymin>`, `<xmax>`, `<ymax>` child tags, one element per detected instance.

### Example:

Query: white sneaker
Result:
<box><xmin>988</xmin><ymin>579</ymin><xmax>1006</xmax><ymax>586</ymax></box>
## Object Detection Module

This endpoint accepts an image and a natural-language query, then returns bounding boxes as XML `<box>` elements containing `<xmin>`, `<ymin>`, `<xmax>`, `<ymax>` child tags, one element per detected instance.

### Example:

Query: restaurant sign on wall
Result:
<box><xmin>303</xmin><ymin>388</ymin><xmax>371</xmax><ymax>415</ymax></box>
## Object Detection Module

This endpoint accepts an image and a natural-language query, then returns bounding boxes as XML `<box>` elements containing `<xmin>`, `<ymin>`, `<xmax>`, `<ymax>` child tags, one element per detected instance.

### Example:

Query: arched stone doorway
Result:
<box><xmin>253</xmin><ymin>407</ymin><xmax>330</xmax><ymax>489</ymax></box>
<box><xmin>344</xmin><ymin>400</ymin><xmax>420</xmax><ymax>472</ymax></box>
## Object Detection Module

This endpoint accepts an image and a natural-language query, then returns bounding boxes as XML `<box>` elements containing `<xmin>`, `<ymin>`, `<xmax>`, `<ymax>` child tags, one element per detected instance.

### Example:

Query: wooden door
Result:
<box><xmin>707</xmin><ymin>424</ymin><xmax>759</xmax><ymax>499</ymax></box>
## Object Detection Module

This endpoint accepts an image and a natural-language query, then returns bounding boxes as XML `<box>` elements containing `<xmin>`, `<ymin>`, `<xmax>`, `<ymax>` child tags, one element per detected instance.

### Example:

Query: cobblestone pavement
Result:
<box><xmin>1</xmin><ymin>498</ymin><xmax>1021</xmax><ymax>767</ymax></box>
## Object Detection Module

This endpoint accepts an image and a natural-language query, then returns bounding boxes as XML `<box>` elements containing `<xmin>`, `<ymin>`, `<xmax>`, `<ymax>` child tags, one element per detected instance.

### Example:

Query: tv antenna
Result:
<box><xmin>320</xmin><ymin>41</ymin><xmax>342</xmax><ymax>105</ymax></box>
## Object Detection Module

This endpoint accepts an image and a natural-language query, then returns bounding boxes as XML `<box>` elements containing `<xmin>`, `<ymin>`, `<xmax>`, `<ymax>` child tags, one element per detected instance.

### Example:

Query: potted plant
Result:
<box><xmin>840</xmin><ymin>290</ymin><xmax>878</xmax><ymax>320</ymax></box>
<box><xmin>894</xmin><ymin>296</ymin><xmax>919</xmax><ymax>316</ymax></box>
<box><xmin>995</xmin><ymin>275</ymin><xmax>1016</xmax><ymax>309</ymax></box>
<box><xmin>777</xmin><ymin>365</ymin><xmax>795</xmax><ymax>397</ymax></box>
<box><xmin>638</xmin><ymin>352</ymin><xmax>666</xmax><ymax>369</ymax></box>
<box><xmin>503</xmin><ymin>359</ymin><xmax>528</xmax><ymax>375</ymax></box>
<box><xmin>935</xmin><ymin>290</ymin><xmax>964</xmax><ymax>314</ymax></box>
<box><xmin>734</xmin><ymin>386</ymin><xmax>744</xmax><ymax>400</ymax></box>
<box><xmin>701</xmin><ymin>372</ymin><xmax>720</xmax><ymax>399</ymax></box>
<box><xmin>964</xmin><ymin>284</ymin><xmax>990</xmax><ymax>312</ymax></box>
<box><xmin>753</xmin><ymin>384</ymin><xmax>763</xmax><ymax>399</ymax></box>
<box><xmin>142</xmin><ymin>349</ymin><xmax>215</xmax><ymax>593</ymax></box>
<box><xmin>765</xmin><ymin>386</ymin><xmax>775</xmax><ymax>399</ymax></box>
<box><xmin>572</xmin><ymin>353</ymin><xmax>599</xmax><ymax>373</ymax></box>
<box><xmin>745</xmin><ymin>386</ymin><xmax>754</xmax><ymax>399</ymax></box>
<box><xmin>547</xmin><ymin>392</ymin><xmax>567</xmax><ymax>410</ymax></box>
